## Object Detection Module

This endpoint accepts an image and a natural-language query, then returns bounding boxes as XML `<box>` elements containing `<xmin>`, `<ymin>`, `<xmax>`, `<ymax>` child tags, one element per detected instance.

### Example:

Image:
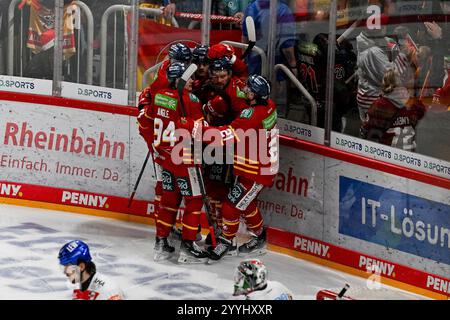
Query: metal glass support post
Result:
<box><xmin>201</xmin><ymin>0</ymin><xmax>212</xmax><ymax>45</ymax></box>
<box><xmin>7</xmin><ymin>0</ymin><xmax>21</xmax><ymax>75</ymax></box>
<box><xmin>267</xmin><ymin>0</ymin><xmax>278</xmax><ymax>85</ymax></box>
<box><xmin>127</xmin><ymin>0</ymin><xmax>139</xmax><ymax>106</ymax></box>
<box><xmin>324</xmin><ymin>0</ymin><xmax>337</xmax><ymax>146</ymax></box>
<box><xmin>53</xmin><ymin>0</ymin><xmax>64</xmax><ymax>96</ymax></box>
<box><xmin>73</xmin><ymin>1</ymin><xmax>94</xmax><ymax>85</ymax></box>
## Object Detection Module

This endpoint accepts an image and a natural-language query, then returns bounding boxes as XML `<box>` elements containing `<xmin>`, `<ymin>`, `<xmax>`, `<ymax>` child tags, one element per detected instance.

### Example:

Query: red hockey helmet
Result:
<box><xmin>204</xmin><ymin>95</ymin><xmax>229</xmax><ymax>118</ymax></box>
<box><xmin>208</xmin><ymin>43</ymin><xmax>236</xmax><ymax>60</ymax></box>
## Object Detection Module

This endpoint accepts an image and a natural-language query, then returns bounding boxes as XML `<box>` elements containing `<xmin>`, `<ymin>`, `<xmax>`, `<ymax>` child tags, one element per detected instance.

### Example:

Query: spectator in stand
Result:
<box><xmin>395</xmin><ymin>0</ymin><xmax>450</xmax><ymax>99</ymax></box>
<box><xmin>215</xmin><ymin>0</ymin><xmax>252</xmax><ymax>26</ymax></box>
<box><xmin>242</xmin><ymin>0</ymin><xmax>296</xmax><ymax>114</ymax></box>
<box><xmin>242</xmin><ymin>0</ymin><xmax>297</xmax><ymax>77</ymax></box>
<box><xmin>360</xmin><ymin>69</ymin><xmax>426</xmax><ymax>151</ymax></box>
<box><xmin>140</xmin><ymin>0</ymin><xmax>176</xmax><ymax>20</ymax></box>
<box><xmin>356</xmin><ymin>13</ymin><xmax>394</xmax><ymax>123</ymax></box>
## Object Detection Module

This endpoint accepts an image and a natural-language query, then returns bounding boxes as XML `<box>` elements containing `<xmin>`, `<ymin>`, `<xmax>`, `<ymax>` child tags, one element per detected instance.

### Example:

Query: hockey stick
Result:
<box><xmin>128</xmin><ymin>150</ymin><xmax>151</xmax><ymax>208</ymax></box>
<box><xmin>177</xmin><ymin>64</ymin><xmax>218</xmax><ymax>248</ymax></box>
<box><xmin>336</xmin><ymin>283</ymin><xmax>350</xmax><ymax>300</ymax></box>
<box><xmin>419</xmin><ymin>57</ymin><xmax>433</xmax><ymax>101</ymax></box>
<box><xmin>241</xmin><ymin>16</ymin><xmax>256</xmax><ymax>60</ymax></box>
<box><xmin>337</xmin><ymin>18</ymin><xmax>362</xmax><ymax>46</ymax></box>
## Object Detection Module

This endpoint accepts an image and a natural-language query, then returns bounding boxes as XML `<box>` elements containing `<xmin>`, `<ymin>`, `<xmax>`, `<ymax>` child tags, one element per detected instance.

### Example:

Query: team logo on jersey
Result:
<box><xmin>162</xmin><ymin>170</ymin><xmax>175</xmax><ymax>191</ymax></box>
<box><xmin>189</xmin><ymin>93</ymin><xmax>200</xmax><ymax>103</ymax></box>
<box><xmin>334</xmin><ymin>64</ymin><xmax>345</xmax><ymax>80</ymax></box>
<box><xmin>236</xmin><ymin>87</ymin><xmax>246</xmax><ymax>99</ymax></box>
<box><xmin>262</xmin><ymin>110</ymin><xmax>277</xmax><ymax>129</ymax></box>
<box><xmin>240</xmin><ymin>108</ymin><xmax>254</xmax><ymax>119</ymax></box>
<box><xmin>227</xmin><ymin>183</ymin><xmax>245</xmax><ymax>205</ymax></box>
<box><xmin>155</xmin><ymin>93</ymin><xmax>177</xmax><ymax>110</ymax></box>
<box><xmin>176</xmin><ymin>177</ymin><xmax>193</xmax><ymax>197</ymax></box>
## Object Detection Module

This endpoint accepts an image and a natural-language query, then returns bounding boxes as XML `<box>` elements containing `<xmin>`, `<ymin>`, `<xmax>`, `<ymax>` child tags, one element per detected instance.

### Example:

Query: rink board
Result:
<box><xmin>0</xmin><ymin>92</ymin><xmax>449</xmax><ymax>299</ymax></box>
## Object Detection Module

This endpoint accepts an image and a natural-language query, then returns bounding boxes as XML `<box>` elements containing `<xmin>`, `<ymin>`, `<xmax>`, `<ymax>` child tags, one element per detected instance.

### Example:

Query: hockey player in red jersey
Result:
<box><xmin>361</xmin><ymin>69</ymin><xmax>426</xmax><ymax>151</ymax></box>
<box><xmin>137</xmin><ymin>43</ymin><xmax>192</xmax><ymax>242</ymax></box>
<box><xmin>191</xmin><ymin>44</ymin><xmax>211</xmax><ymax>104</ymax></box>
<box><xmin>138</xmin><ymin>42</ymin><xmax>192</xmax><ymax>111</ymax></box>
<box><xmin>181</xmin><ymin>75</ymin><xmax>279</xmax><ymax>262</ymax></box>
<box><xmin>208</xmin><ymin>43</ymin><xmax>248</xmax><ymax>82</ymax></box>
<box><xmin>200</xmin><ymin>57</ymin><xmax>248</xmax><ymax>246</ymax></box>
<box><xmin>206</xmin><ymin>57</ymin><xmax>248</xmax><ymax>118</ymax></box>
<box><xmin>431</xmin><ymin>72</ymin><xmax>450</xmax><ymax>111</ymax></box>
<box><xmin>149</xmin><ymin>62</ymin><xmax>209</xmax><ymax>264</ymax></box>
<box><xmin>58</xmin><ymin>240</ymin><xmax>124</xmax><ymax>300</ymax></box>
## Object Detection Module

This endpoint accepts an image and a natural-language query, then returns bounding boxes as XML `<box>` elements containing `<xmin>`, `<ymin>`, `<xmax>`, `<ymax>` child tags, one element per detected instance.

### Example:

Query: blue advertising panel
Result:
<box><xmin>339</xmin><ymin>176</ymin><xmax>450</xmax><ymax>265</ymax></box>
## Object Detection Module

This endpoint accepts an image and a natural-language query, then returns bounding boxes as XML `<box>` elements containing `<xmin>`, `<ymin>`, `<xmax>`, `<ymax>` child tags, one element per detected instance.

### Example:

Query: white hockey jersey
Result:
<box><xmin>72</xmin><ymin>272</ymin><xmax>124</xmax><ymax>300</ymax></box>
<box><xmin>245</xmin><ymin>281</ymin><xmax>293</xmax><ymax>300</ymax></box>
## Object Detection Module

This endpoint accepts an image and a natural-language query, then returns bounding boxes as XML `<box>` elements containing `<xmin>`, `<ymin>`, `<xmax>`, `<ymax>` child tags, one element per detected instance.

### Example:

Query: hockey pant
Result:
<box><xmin>220</xmin><ymin>176</ymin><xmax>264</xmax><ymax>240</ymax></box>
<box><xmin>205</xmin><ymin>164</ymin><xmax>233</xmax><ymax>230</ymax></box>
<box><xmin>156</xmin><ymin>165</ymin><xmax>204</xmax><ymax>241</ymax></box>
<box><xmin>151</xmin><ymin>163</ymin><xmax>163</xmax><ymax>224</ymax></box>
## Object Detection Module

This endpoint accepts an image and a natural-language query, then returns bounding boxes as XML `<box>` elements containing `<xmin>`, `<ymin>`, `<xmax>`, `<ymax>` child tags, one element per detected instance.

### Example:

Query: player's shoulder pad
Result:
<box><xmin>240</xmin><ymin>108</ymin><xmax>254</xmax><ymax>119</ymax></box>
<box><xmin>189</xmin><ymin>93</ymin><xmax>200</xmax><ymax>103</ymax></box>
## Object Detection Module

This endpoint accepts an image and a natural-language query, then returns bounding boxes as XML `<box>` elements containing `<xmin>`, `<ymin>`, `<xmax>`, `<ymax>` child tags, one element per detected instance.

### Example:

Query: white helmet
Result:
<box><xmin>233</xmin><ymin>259</ymin><xmax>268</xmax><ymax>296</ymax></box>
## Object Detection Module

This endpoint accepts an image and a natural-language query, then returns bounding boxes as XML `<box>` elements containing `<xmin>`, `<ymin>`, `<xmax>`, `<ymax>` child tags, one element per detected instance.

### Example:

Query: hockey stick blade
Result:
<box><xmin>182</xmin><ymin>63</ymin><xmax>198</xmax><ymax>82</ymax></box>
<box><xmin>241</xmin><ymin>16</ymin><xmax>256</xmax><ymax>60</ymax></box>
<box><xmin>177</xmin><ymin>64</ymin><xmax>198</xmax><ymax>117</ymax></box>
<box><xmin>246</xmin><ymin>16</ymin><xmax>256</xmax><ymax>43</ymax></box>
<box><xmin>336</xmin><ymin>284</ymin><xmax>350</xmax><ymax>300</ymax></box>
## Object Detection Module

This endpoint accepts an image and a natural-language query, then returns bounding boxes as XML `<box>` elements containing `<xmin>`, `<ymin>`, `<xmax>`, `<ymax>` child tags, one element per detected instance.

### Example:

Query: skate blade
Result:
<box><xmin>154</xmin><ymin>252</ymin><xmax>173</xmax><ymax>262</ymax></box>
<box><xmin>206</xmin><ymin>250</ymin><xmax>238</xmax><ymax>264</ymax></box>
<box><xmin>177</xmin><ymin>253</ymin><xmax>209</xmax><ymax>264</ymax></box>
<box><xmin>238</xmin><ymin>248</ymin><xmax>267</xmax><ymax>257</ymax></box>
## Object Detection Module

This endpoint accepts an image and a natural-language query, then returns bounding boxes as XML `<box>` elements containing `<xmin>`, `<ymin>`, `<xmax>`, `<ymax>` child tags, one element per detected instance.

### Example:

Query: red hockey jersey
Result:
<box><xmin>138</xmin><ymin>60</ymin><xmax>171</xmax><ymax>111</ymax></box>
<box><xmin>148</xmin><ymin>87</ymin><xmax>203</xmax><ymax>168</ymax></box>
<box><xmin>205</xmin><ymin>76</ymin><xmax>248</xmax><ymax>121</ymax></box>
<box><xmin>203</xmin><ymin>99</ymin><xmax>279</xmax><ymax>186</ymax></box>
<box><xmin>361</xmin><ymin>95</ymin><xmax>426</xmax><ymax>151</ymax></box>
<box><xmin>150</xmin><ymin>59</ymin><xmax>171</xmax><ymax>96</ymax></box>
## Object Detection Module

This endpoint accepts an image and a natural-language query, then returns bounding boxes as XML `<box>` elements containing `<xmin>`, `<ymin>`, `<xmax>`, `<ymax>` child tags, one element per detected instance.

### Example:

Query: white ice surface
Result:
<box><xmin>0</xmin><ymin>203</ymin><xmax>428</xmax><ymax>300</ymax></box>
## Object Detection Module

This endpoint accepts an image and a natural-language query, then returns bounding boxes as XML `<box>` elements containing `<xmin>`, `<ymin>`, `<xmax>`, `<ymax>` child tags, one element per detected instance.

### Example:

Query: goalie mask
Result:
<box><xmin>233</xmin><ymin>259</ymin><xmax>268</xmax><ymax>296</ymax></box>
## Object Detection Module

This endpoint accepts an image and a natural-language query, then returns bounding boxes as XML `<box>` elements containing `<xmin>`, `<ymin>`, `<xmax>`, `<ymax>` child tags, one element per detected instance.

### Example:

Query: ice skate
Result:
<box><xmin>238</xmin><ymin>227</ymin><xmax>267</xmax><ymax>256</ymax></box>
<box><xmin>207</xmin><ymin>236</ymin><xmax>237</xmax><ymax>264</ymax></box>
<box><xmin>177</xmin><ymin>239</ymin><xmax>209</xmax><ymax>264</ymax></box>
<box><xmin>153</xmin><ymin>237</ymin><xmax>175</xmax><ymax>261</ymax></box>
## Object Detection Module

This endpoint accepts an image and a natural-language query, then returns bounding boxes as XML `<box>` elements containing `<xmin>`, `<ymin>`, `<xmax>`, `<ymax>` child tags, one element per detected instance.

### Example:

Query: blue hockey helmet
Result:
<box><xmin>246</xmin><ymin>74</ymin><xmax>271</xmax><ymax>100</ymax></box>
<box><xmin>58</xmin><ymin>240</ymin><xmax>92</xmax><ymax>266</ymax></box>
<box><xmin>192</xmin><ymin>44</ymin><xmax>209</xmax><ymax>64</ymax></box>
<box><xmin>168</xmin><ymin>43</ymin><xmax>192</xmax><ymax>63</ymax></box>
<box><xmin>209</xmin><ymin>56</ymin><xmax>233</xmax><ymax>73</ymax></box>
<box><xmin>166</xmin><ymin>62</ymin><xmax>187</xmax><ymax>82</ymax></box>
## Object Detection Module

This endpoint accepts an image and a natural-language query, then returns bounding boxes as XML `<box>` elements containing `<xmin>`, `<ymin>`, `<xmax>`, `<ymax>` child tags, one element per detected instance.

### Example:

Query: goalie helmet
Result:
<box><xmin>166</xmin><ymin>62</ymin><xmax>187</xmax><ymax>82</ymax></box>
<box><xmin>246</xmin><ymin>74</ymin><xmax>271</xmax><ymax>100</ymax></box>
<box><xmin>168</xmin><ymin>43</ymin><xmax>192</xmax><ymax>63</ymax></box>
<box><xmin>58</xmin><ymin>240</ymin><xmax>92</xmax><ymax>266</ymax></box>
<box><xmin>233</xmin><ymin>259</ymin><xmax>268</xmax><ymax>296</ymax></box>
